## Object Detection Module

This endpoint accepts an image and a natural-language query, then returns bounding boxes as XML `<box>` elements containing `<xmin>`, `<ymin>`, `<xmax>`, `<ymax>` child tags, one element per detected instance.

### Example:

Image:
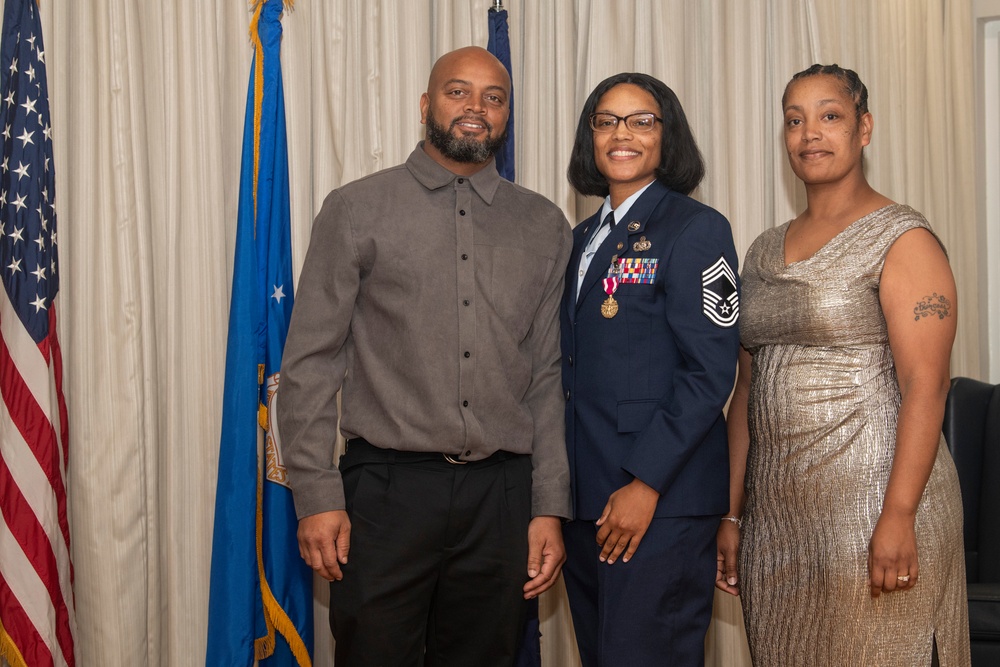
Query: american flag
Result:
<box><xmin>0</xmin><ymin>1</ymin><xmax>75</xmax><ymax>666</ymax></box>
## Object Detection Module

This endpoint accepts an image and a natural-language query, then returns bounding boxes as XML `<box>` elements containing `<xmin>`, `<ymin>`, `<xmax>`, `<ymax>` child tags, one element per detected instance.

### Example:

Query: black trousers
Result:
<box><xmin>331</xmin><ymin>440</ymin><xmax>532</xmax><ymax>667</ymax></box>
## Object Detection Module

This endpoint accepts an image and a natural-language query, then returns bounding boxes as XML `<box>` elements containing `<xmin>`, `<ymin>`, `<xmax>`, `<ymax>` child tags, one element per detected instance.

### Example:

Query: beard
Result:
<box><xmin>426</xmin><ymin>110</ymin><xmax>508</xmax><ymax>164</ymax></box>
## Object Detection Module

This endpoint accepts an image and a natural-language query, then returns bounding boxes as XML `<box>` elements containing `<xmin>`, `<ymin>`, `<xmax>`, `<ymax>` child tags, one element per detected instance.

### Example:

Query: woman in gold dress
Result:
<box><xmin>715</xmin><ymin>64</ymin><xmax>971</xmax><ymax>665</ymax></box>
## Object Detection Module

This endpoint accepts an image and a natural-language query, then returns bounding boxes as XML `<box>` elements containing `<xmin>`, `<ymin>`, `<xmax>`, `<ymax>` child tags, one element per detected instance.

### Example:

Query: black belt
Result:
<box><xmin>345</xmin><ymin>438</ymin><xmax>522</xmax><ymax>466</ymax></box>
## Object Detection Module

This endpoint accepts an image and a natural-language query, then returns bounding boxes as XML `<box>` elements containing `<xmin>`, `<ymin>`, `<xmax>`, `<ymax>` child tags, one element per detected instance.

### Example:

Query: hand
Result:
<box><xmin>867</xmin><ymin>509</ymin><xmax>918</xmax><ymax>598</ymax></box>
<box><xmin>595</xmin><ymin>478</ymin><xmax>659</xmax><ymax>565</ymax></box>
<box><xmin>715</xmin><ymin>520</ymin><xmax>740</xmax><ymax>595</ymax></box>
<box><xmin>523</xmin><ymin>516</ymin><xmax>566</xmax><ymax>599</ymax></box>
<box><xmin>297</xmin><ymin>510</ymin><xmax>351</xmax><ymax>582</ymax></box>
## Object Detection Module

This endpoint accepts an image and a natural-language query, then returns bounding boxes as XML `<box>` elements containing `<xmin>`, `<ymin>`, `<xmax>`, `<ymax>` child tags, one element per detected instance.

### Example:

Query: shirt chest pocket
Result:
<box><xmin>480</xmin><ymin>245</ymin><xmax>551</xmax><ymax>341</ymax></box>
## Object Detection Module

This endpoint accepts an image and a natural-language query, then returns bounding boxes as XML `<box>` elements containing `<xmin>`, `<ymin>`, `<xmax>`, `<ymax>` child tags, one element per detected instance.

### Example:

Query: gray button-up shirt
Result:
<box><xmin>279</xmin><ymin>143</ymin><xmax>573</xmax><ymax>519</ymax></box>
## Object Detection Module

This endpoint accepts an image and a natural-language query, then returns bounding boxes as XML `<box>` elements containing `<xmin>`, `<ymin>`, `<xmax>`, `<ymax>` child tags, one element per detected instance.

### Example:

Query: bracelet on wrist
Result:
<box><xmin>721</xmin><ymin>515</ymin><xmax>742</xmax><ymax>529</ymax></box>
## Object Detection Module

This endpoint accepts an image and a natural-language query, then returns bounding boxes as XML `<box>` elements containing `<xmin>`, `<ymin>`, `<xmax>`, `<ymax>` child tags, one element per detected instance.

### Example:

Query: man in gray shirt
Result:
<box><xmin>278</xmin><ymin>46</ymin><xmax>572</xmax><ymax>665</ymax></box>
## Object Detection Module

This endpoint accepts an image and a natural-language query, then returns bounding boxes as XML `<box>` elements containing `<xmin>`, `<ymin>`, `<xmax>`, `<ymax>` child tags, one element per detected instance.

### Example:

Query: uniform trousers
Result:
<box><xmin>561</xmin><ymin>516</ymin><xmax>718</xmax><ymax>667</ymax></box>
<box><xmin>331</xmin><ymin>439</ymin><xmax>532</xmax><ymax>667</ymax></box>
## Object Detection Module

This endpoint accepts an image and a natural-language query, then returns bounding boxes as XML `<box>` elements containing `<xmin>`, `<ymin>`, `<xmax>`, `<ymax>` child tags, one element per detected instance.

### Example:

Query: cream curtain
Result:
<box><xmin>28</xmin><ymin>0</ymin><xmax>977</xmax><ymax>664</ymax></box>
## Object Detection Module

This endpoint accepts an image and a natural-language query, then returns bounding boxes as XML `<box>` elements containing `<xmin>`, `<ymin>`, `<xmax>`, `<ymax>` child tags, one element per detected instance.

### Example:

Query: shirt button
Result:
<box><xmin>568</xmin><ymin>355</ymin><xmax>574</xmax><ymax>366</ymax></box>
<box><xmin>458</xmin><ymin>178</ymin><xmax>465</xmax><ymax>184</ymax></box>
<box><xmin>462</xmin><ymin>253</ymin><xmax>468</xmax><ymax>260</ymax></box>
<box><xmin>463</xmin><ymin>299</ymin><xmax>470</xmax><ymax>306</ymax></box>
<box><xmin>463</xmin><ymin>400</ymin><xmax>469</xmax><ymax>407</ymax></box>
<box><xmin>565</xmin><ymin>390</ymin><xmax>571</xmax><ymax>400</ymax></box>
<box><xmin>465</xmin><ymin>450</ymin><xmax>471</xmax><ymax>456</ymax></box>
<box><xmin>464</xmin><ymin>351</ymin><xmax>471</xmax><ymax>358</ymax></box>
<box><xmin>459</xmin><ymin>210</ymin><xmax>466</xmax><ymax>216</ymax></box>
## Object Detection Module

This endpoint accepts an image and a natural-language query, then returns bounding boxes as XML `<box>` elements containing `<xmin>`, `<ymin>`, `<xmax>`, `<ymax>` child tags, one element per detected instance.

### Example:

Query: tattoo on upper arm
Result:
<box><xmin>913</xmin><ymin>293</ymin><xmax>952</xmax><ymax>321</ymax></box>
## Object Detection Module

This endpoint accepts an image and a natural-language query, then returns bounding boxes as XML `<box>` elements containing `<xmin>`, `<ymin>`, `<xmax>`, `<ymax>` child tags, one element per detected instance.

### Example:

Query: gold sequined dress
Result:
<box><xmin>738</xmin><ymin>204</ymin><xmax>971</xmax><ymax>666</ymax></box>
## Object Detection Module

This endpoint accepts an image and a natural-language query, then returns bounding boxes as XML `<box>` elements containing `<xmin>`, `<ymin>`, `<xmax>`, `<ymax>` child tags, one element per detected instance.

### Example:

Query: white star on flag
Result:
<box><xmin>20</xmin><ymin>94</ymin><xmax>36</xmax><ymax>115</ymax></box>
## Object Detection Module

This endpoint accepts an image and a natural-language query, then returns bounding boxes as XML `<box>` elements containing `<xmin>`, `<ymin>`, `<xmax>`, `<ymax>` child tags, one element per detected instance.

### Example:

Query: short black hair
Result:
<box><xmin>567</xmin><ymin>72</ymin><xmax>705</xmax><ymax>197</ymax></box>
<box><xmin>783</xmin><ymin>64</ymin><xmax>869</xmax><ymax>121</ymax></box>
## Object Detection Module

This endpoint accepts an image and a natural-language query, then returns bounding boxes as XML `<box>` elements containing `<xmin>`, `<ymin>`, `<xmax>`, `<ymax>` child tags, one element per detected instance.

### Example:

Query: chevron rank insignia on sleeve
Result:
<box><xmin>701</xmin><ymin>256</ymin><xmax>738</xmax><ymax>327</ymax></box>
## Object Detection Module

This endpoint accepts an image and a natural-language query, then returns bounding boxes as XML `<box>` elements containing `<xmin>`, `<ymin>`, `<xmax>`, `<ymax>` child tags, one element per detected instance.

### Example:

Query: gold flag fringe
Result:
<box><xmin>247</xmin><ymin>0</ymin><xmax>295</xmax><ymax>235</ymax></box>
<box><xmin>0</xmin><ymin>618</ymin><xmax>29</xmax><ymax>667</ymax></box>
<box><xmin>253</xmin><ymin>453</ymin><xmax>313</xmax><ymax>666</ymax></box>
<box><xmin>258</xmin><ymin>365</ymin><xmax>268</xmax><ymax>429</ymax></box>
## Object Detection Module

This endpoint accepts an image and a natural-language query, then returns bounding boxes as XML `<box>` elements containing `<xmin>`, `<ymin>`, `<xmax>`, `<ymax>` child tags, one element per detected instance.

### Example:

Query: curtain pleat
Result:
<box><xmin>29</xmin><ymin>0</ymin><xmax>978</xmax><ymax>664</ymax></box>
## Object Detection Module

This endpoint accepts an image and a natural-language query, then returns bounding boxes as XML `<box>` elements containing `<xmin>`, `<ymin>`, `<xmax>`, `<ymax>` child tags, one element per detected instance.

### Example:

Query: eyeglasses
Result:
<box><xmin>589</xmin><ymin>112</ymin><xmax>663</xmax><ymax>133</ymax></box>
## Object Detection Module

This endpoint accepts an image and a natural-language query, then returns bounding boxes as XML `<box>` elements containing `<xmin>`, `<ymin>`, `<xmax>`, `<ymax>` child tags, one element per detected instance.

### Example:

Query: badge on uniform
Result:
<box><xmin>632</xmin><ymin>236</ymin><xmax>652</xmax><ymax>252</ymax></box>
<box><xmin>619</xmin><ymin>257</ymin><xmax>658</xmax><ymax>284</ymax></box>
<box><xmin>701</xmin><ymin>256</ymin><xmax>738</xmax><ymax>327</ymax></box>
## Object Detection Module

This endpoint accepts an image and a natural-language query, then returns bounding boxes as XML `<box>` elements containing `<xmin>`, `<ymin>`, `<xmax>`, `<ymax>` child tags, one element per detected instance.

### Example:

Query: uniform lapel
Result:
<box><xmin>565</xmin><ymin>210</ymin><xmax>601</xmax><ymax>321</ymax></box>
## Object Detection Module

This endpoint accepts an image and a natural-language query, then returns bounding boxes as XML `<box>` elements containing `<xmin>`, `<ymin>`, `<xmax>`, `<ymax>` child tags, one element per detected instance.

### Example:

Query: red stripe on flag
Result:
<box><xmin>0</xmin><ymin>332</ymin><xmax>72</xmax><ymax>550</ymax></box>
<box><xmin>49</xmin><ymin>307</ymin><xmax>71</xmax><ymax>478</ymax></box>
<box><xmin>0</xmin><ymin>571</ymin><xmax>55</xmax><ymax>667</ymax></box>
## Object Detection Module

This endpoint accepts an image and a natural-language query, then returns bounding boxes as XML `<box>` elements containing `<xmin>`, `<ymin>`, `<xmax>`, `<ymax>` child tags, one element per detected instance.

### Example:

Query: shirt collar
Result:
<box><xmin>600</xmin><ymin>180</ymin><xmax>656</xmax><ymax>224</ymax></box>
<box><xmin>406</xmin><ymin>141</ymin><xmax>502</xmax><ymax>205</ymax></box>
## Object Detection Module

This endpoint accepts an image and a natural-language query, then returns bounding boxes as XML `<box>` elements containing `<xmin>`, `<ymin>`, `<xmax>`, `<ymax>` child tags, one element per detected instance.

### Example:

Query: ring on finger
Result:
<box><xmin>896</xmin><ymin>574</ymin><xmax>910</xmax><ymax>582</ymax></box>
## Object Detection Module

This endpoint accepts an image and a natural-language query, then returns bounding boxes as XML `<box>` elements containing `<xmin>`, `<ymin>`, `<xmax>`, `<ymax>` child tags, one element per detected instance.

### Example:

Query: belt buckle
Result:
<box><xmin>442</xmin><ymin>453</ymin><xmax>468</xmax><ymax>465</ymax></box>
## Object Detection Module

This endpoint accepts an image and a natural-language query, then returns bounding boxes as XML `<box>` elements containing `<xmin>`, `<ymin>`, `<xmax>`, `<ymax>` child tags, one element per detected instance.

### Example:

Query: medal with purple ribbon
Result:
<box><xmin>601</xmin><ymin>257</ymin><xmax>621</xmax><ymax>319</ymax></box>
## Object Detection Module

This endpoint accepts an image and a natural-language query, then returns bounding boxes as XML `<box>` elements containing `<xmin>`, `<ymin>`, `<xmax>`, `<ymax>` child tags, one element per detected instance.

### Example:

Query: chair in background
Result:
<box><xmin>942</xmin><ymin>376</ymin><xmax>1000</xmax><ymax>666</ymax></box>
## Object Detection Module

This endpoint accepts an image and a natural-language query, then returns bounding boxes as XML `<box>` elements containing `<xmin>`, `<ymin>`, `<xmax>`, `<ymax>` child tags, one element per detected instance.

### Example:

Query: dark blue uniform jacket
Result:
<box><xmin>561</xmin><ymin>180</ymin><xmax>740</xmax><ymax>520</ymax></box>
